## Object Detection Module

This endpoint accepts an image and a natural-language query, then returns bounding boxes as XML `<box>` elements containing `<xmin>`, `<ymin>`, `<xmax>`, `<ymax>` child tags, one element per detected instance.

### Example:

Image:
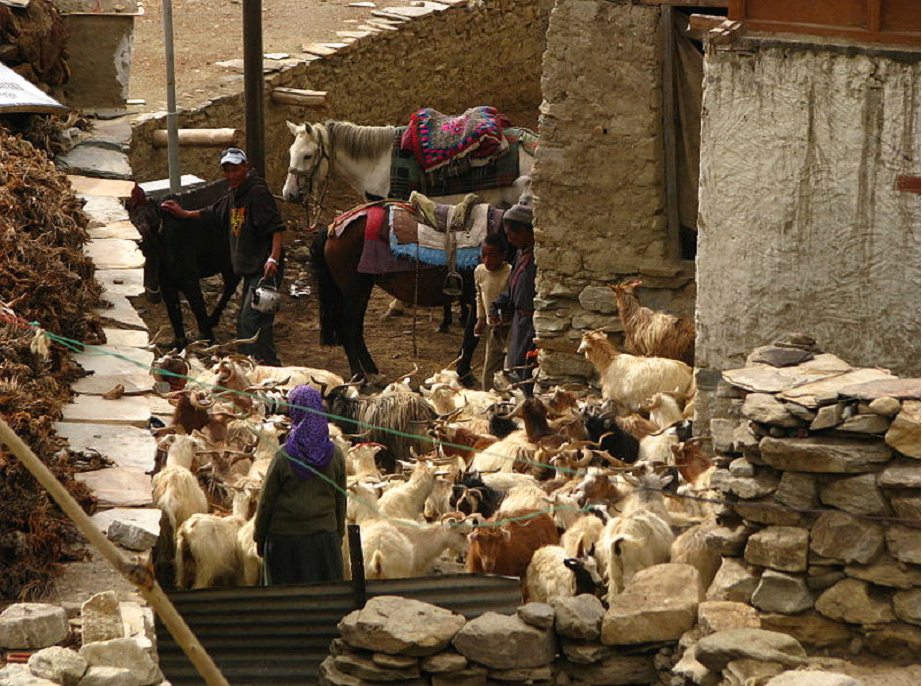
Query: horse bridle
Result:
<box><xmin>287</xmin><ymin>124</ymin><xmax>333</xmax><ymax>229</ymax></box>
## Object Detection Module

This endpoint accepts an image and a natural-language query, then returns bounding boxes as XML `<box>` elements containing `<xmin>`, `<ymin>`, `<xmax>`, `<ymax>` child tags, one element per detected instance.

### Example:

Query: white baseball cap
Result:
<box><xmin>219</xmin><ymin>147</ymin><xmax>248</xmax><ymax>166</ymax></box>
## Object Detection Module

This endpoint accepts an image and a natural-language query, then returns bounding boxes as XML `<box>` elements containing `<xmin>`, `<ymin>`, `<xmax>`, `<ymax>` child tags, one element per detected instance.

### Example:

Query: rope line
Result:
<box><xmin>3</xmin><ymin>320</ymin><xmax>919</xmax><ymax>529</ymax></box>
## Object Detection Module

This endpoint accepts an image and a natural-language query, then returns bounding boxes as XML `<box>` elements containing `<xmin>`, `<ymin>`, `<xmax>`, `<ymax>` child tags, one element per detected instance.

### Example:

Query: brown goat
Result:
<box><xmin>610</xmin><ymin>280</ymin><xmax>695</xmax><ymax>366</ymax></box>
<box><xmin>434</xmin><ymin>425</ymin><xmax>498</xmax><ymax>465</ymax></box>
<box><xmin>466</xmin><ymin>509</ymin><xmax>559</xmax><ymax>578</ymax></box>
<box><xmin>671</xmin><ymin>439</ymin><xmax>712</xmax><ymax>484</ymax></box>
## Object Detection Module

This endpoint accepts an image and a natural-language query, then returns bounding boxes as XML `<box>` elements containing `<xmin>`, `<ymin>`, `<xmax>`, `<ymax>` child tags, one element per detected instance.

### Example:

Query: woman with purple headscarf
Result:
<box><xmin>253</xmin><ymin>385</ymin><xmax>346</xmax><ymax>584</ymax></box>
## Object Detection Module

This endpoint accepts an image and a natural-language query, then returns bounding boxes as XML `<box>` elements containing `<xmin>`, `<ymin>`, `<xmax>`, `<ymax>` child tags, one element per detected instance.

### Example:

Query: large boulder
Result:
<box><xmin>844</xmin><ymin>556</ymin><xmax>920</xmax><ymax>589</ymax></box>
<box><xmin>338</xmin><ymin>597</ymin><xmax>465</xmax><ymax>657</ymax></box>
<box><xmin>707</xmin><ymin>558</ymin><xmax>760</xmax><ymax>602</ymax></box>
<box><xmin>759</xmin><ymin>436</ymin><xmax>892</xmax><ymax>473</ymax></box>
<box><xmin>75</xmin><ymin>666</ymin><xmax>141</xmax><ymax>686</ymax></box>
<box><xmin>27</xmin><ymin>646</ymin><xmax>87</xmax><ymax>686</ymax></box>
<box><xmin>553</xmin><ymin>594</ymin><xmax>605</xmax><ymax>640</ymax></box>
<box><xmin>81</xmin><ymin>592</ymin><xmax>125</xmax><ymax>645</ymax></box>
<box><xmin>759</xmin><ymin>612</ymin><xmax>853</xmax><ymax>649</ymax></box>
<box><xmin>751</xmin><ymin>570</ymin><xmax>814</xmax><ymax>614</ymax></box>
<box><xmin>885</xmin><ymin>401</ymin><xmax>920</xmax><ymax>458</ymax></box>
<box><xmin>810</xmin><ymin>511</ymin><xmax>884</xmax><ymax>564</ymax></box>
<box><xmin>694</xmin><ymin>629</ymin><xmax>807</xmax><ymax>672</ymax></box>
<box><xmin>79</xmin><ymin>638</ymin><xmax>162</xmax><ymax>686</ymax></box>
<box><xmin>696</xmin><ymin>601</ymin><xmax>760</xmax><ymax>634</ymax></box>
<box><xmin>452</xmin><ymin>612</ymin><xmax>555</xmax><ymax>670</ymax></box>
<box><xmin>814</xmin><ymin>579</ymin><xmax>896</xmax><ymax>624</ymax></box>
<box><xmin>819</xmin><ymin>474</ymin><xmax>890</xmax><ymax>516</ymax></box>
<box><xmin>764</xmin><ymin>671</ymin><xmax>864</xmax><ymax>686</ymax></box>
<box><xmin>0</xmin><ymin>663</ymin><xmax>58</xmax><ymax>685</ymax></box>
<box><xmin>744</xmin><ymin>526</ymin><xmax>809</xmax><ymax>572</ymax></box>
<box><xmin>601</xmin><ymin>563</ymin><xmax>702</xmax><ymax>645</ymax></box>
<box><xmin>0</xmin><ymin>604</ymin><xmax>70</xmax><ymax>650</ymax></box>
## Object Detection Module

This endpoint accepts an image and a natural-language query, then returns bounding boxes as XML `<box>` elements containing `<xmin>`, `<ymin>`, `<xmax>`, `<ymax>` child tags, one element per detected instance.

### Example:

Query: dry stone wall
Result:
<box><xmin>532</xmin><ymin>0</ymin><xmax>695</xmax><ymax>386</ymax></box>
<box><xmin>129</xmin><ymin>0</ymin><xmax>551</xmax><ymax>192</ymax></box>
<box><xmin>706</xmin><ymin>336</ymin><xmax>921</xmax><ymax>662</ymax></box>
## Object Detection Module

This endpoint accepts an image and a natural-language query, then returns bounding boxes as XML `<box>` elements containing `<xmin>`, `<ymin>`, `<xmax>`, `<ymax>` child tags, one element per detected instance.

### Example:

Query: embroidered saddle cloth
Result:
<box><xmin>404</xmin><ymin>106</ymin><xmax>512</xmax><ymax>173</ymax></box>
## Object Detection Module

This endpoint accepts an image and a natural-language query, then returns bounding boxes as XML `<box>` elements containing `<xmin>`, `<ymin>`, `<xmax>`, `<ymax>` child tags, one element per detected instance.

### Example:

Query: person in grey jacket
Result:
<box><xmin>253</xmin><ymin>385</ymin><xmax>346</xmax><ymax>585</ymax></box>
<box><xmin>488</xmin><ymin>200</ymin><xmax>537</xmax><ymax>384</ymax></box>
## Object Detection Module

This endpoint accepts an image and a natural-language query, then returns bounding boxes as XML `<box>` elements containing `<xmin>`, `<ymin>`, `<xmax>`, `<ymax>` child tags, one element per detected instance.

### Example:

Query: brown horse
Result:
<box><xmin>312</xmin><ymin>206</ymin><xmax>503</xmax><ymax>381</ymax></box>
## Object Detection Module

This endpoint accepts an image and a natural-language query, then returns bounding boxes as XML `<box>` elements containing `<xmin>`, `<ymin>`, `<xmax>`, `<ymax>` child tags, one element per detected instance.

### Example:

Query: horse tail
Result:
<box><xmin>311</xmin><ymin>226</ymin><xmax>343</xmax><ymax>345</ymax></box>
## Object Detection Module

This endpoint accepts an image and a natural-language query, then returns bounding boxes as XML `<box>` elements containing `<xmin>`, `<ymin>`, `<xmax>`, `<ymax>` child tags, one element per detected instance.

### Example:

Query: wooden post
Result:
<box><xmin>347</xmin><ymin>524</ymin><xmax>367</xmax><ymax>609</ymax></box>
<box><xmin>661</xmin><ymin>5</ymin><xmax>682</xmax><ymax>262</ymax></box>
<box><xmin>0</xmin><ymin>417</ymin><xmax>232</xmax><ymax>686</ymax></box>
<box><xmin>152</xmin><ymin>129</ymin><xmax>241</xmax><ymax>148</ymax></box>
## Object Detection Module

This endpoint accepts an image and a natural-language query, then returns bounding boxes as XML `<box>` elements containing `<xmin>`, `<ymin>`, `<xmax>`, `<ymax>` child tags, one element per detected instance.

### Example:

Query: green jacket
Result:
<box><xmin>253</xmin><ymin>444</ymin><xmax>346</xmax><ymax>546</ymax></box>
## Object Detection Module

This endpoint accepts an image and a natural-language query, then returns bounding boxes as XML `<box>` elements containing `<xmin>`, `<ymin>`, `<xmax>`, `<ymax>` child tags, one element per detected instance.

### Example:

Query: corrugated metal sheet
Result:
<box><xmin>156</xmin><ymin>574</ymin><xmax>522</xmax><ymax>686</ymax></box>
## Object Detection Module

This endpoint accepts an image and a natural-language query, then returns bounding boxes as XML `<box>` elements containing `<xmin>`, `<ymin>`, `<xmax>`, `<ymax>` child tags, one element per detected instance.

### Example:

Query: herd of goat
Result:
<box><xmin>147</xmin><ymin>279</ymin><xmax>721</xmax><ymax>606</ymax></box>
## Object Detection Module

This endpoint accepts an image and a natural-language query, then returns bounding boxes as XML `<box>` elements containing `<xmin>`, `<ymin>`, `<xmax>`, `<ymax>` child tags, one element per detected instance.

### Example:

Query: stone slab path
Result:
<box><xmin>53</xmin><ymin>125</ymin><xmax>165</xmax><ymax>600</ymax></box>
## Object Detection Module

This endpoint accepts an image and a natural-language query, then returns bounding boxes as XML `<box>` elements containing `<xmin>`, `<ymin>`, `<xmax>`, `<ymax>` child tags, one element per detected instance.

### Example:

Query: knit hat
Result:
<box><xmin>283</xmin><ymin>385</ymin><xmax>334</xmax><ymax>481</ymax></box>
<box><xmin>503</xmin><ymin>195</ymin><xmax>533</xmax><ymax>226</ymax></box>
<box><xmin>219</xmin><ymin>147</ymin><xmax>248</xmax><ymax>166</ymax></box>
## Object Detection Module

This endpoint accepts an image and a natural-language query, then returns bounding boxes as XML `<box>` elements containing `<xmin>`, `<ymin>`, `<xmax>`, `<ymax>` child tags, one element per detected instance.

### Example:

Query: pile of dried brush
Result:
<box><xmin>0</xmin><ymin>0</ymin><xmax>70</xmax><ymax>91</ymax></box>
<box><xmin>0</xmin><ymin>125</ymin><xmax>106</xmax><ymax>600</ymax></box>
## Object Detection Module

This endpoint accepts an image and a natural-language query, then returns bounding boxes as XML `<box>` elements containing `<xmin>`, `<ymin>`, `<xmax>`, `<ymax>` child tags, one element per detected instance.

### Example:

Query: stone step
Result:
<box><xmin>94</xmin><ymin>293</ymin><xmax>147</xmax><ymax>331</ymax></box>
<box><xmin>60</xmin><ymin>394</ymin><xmax>151</xmax><ymax>427</ymax></box>
<box><xmin>88</xmin><ymin>220</ymin><xmax>140</xmax><ymax>240</ymax></box>
<box><xmin>102</xmin><ymin>328</ymin><xmax>149</xmax><ymax>348</ymax></box>
<box><xmin>57</xmin><ymin>145</ymin><xmax>131</xmax><ymax>180</ymax></box>
<box><xmin>73</xmin><ymin>345</ymin><xmax>154</xmax><ymax>378</ymax></box>
<box><xmin>67</xmin><ymin>175</ymin><xmax>135</xmax><ymax>199</ymax></box>
<box><xmin>54</xmin><ymin>422</ymin><xmax>156</xmax><ymax>473</ymax></box>
<box><xmin>95</xmin><ymin>268</ymin><xmax>145</xmax><ymax>298</ymax></box>
<box><xmin>74</xmin><ymin>467</ymin><xmax>153</xmax><ymax>508</ymax></box>
<box><xmin>71</xmin><ymin>374</ymin><xmax>154</xmax><ymax>396</ymax></box>
<box><xmin>84</xmin><ymin>239</ymin><xmax>144</xmax><ymax>270</ymax></box>
<box><xmin>81</xmin><ymin>195</ymin><xmax>130</xmax><ymax>225</ymax></box>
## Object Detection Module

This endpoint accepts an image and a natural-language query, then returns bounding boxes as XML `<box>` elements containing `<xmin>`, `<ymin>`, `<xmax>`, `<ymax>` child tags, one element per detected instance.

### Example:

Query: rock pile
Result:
<box><xmin>320</xmin><ymin>594</ymin><xmax>661</xmax><ymax>686</ymax></box>
<box><xmin>0</xmin><ymin>592</ymin><xmax>162</xmax><ymax>686</ymax></box>
<box><xmin>706</xmin><ymin>334</ymin><xmax>920</xmax><ymax>660</ymax></box>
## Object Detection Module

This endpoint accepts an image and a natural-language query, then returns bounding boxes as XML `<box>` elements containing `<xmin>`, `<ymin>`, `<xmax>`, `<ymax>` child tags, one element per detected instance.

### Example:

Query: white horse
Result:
<box><xmin>281</xmin><ymin>120</ymin><xmax>534</xmax><ymax>212</ymax></box>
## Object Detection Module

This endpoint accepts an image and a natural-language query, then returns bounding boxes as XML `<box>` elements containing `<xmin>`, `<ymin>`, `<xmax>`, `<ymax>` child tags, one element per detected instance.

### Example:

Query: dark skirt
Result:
<box><xmin>262</xmin><ymin>530</ymin><xmax>343</xmax><ymax>585</ymax></box>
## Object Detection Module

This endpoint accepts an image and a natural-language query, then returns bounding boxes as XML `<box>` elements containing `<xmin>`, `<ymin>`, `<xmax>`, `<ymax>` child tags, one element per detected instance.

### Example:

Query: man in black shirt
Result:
<box><xmin>162</xmin><ymin>147</ymin><xmax>285</xmax><ymax>365</ymax></box>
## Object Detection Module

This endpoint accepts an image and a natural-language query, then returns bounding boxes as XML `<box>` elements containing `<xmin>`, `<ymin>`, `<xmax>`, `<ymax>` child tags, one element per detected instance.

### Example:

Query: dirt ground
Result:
<box><xmin>129</xmin><ymin>0</ymin><xmax>378</xmax><ymax>112</ymax></box>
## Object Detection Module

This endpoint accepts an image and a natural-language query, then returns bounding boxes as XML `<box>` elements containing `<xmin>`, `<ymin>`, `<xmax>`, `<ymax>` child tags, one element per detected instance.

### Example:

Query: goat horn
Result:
<box><xmin>309</xmin><ymin>375</ymin><xmax>330</xmax><ymax>398</ymax></box>
<box><xmin>495</xmin><ymin>398</ymin><xmax>526</xmax><ymax>420</ymax></box>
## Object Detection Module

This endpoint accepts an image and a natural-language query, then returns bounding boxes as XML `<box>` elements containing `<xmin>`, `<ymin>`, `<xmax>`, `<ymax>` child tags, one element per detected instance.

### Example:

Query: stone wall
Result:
<box><xmin>129</xmin><ymin>0</ymin><xmax>551</xmax><ymax>193</ymax></box>
<box><xmin>532</xmin><ymin>0</ymin><xmax>695</xmax><ymax>386</ymax></box>
<box><xmin>706</xmin><ymin>339</ymin><xmax>920</xmax><ymax>663</ymax></box>
<box><xmin>695</xmin><ymin>35</ymin><xmax>921</xmax><ymax>431</ymax></box>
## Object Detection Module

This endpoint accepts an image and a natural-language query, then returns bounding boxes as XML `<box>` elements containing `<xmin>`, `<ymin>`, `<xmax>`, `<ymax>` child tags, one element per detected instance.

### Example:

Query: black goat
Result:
<box><xmin>451</xmin><ymin>470</ymin><xmax>504</xmax><ymax>519</ymax></box>
<box><xmin>579</xmin><ymin>406</ymin><xmax>641</xmax><ymax>464</ymax></box>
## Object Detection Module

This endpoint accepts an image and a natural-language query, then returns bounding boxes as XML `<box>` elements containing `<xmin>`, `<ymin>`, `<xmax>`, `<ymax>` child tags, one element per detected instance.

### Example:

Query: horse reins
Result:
<box><xmin>288</xmin><ymin>123</ymin><xmax>333</xmax><ymax>229</ymax></box>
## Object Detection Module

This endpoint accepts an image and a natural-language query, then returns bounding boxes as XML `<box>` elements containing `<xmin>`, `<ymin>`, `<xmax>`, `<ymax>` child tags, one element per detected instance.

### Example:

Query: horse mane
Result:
<box><xmin>325</xmin><ymin>120</ymin><xmax>396</xmax><ymax>161</ymax></box>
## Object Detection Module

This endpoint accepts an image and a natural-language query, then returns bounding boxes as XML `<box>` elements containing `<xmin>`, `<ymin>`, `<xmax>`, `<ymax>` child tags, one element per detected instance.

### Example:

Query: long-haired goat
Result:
<box><xmin>578</xmin><ymin>330</ymin><xmax>694</xmax><ymax>415</ymax></box>
<box><xmin>609</xmin><ymin>279</ymin><xmax>695</xmax><ymax>365</ymax></box>
<box><xmin>524</xmin><ymin>544</ymin><xmax>604</xmax><ymax>603</ymax></box>
<box><xmin>361</xmin><ymin>518</ymin><xmax>468</xmax><ymax>579</ymax></box>
<box><xmin>596</xmin><ymin>473</ymin><xmax>675</xmax><ymax>602</ymax></box>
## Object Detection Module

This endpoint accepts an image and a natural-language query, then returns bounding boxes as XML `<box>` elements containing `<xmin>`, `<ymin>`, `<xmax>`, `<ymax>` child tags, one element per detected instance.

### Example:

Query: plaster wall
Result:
<box><xmin>531</xmin><ymin>0</ymin><xmax>694</xmax><ymax>383</ymax></box>
<box><xmin>696</xmin><ymin>39</ymin><xmax>921</xmax><ymax>380</ymax></box>
<box><xmin>129</xmin><ymin>0</ymin><xmax>551</xmax><ymax>191</ymax></box>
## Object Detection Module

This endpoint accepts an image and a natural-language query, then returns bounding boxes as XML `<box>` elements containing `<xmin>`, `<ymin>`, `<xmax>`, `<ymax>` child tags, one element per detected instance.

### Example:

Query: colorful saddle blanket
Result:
<box><xmin>389</xmin><ymin>203</ymin><xmax>504</xmax><ymax>269</ymax></box>
<box><xmin>391</xmin><ymin>127</ymin><xmax>534</xmax><ymax>200</ymax></box>
<box><xmin>404</xmin><ymin>106</ymin><xmax>512</xmax><ymax>173</ymax></box>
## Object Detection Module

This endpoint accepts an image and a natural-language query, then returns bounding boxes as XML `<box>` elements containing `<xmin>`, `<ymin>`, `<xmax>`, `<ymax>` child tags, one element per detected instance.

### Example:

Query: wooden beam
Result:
<box><xmin>895</xmin><ymin>175</ymin><xmax>921</xmax><ymax>194</ymax></box>
<box><xmin>270</xmin><ymin>87</ymin><xmax>328</xmax><ymax>108</ymax></box>
<box><xmin>640</xmin><ymin>0</ymin><xmax>728</xmax><ymax>7</ymax></box>
<box><xmin>152</xmin><ymin>128</ymin><xmax>240</xmax><ymax>148</ymax></box>
<box><xmin>689</xmin><ymin>13</ymin><xmax>728</xmax><ymax>32</ymax></box>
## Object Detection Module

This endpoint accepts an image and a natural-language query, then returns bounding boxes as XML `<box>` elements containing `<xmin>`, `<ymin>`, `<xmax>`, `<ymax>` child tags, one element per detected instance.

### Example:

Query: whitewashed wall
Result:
<box><xmin>696</xmin><ymin>39</ymin><xmax>921</xmax><ymax>384</ymax></box>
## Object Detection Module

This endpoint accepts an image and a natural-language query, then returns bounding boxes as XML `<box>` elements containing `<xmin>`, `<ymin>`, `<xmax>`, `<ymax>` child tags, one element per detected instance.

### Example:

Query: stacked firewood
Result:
<box><xmin>0</xmin><ymin>0</ymin><xmax>69</xmax><ymax>91</ymax></box>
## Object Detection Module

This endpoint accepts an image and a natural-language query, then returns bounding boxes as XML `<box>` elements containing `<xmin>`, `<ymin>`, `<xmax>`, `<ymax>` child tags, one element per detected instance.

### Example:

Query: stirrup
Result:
<box><xmin>442</xmin><ymin>271</ymin><xmax>464</xmax><ymax>297</ymax></box>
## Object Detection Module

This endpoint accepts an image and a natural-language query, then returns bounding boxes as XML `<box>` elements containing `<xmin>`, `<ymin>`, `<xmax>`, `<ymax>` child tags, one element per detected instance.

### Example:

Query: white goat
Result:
<box><xmin>596</xmin><ymin>473</ymin><xmax>675</xmax><ymax>602</ymax></box>
<box><xmin>471</xmin><ymin>430</ymin><xmax>534</xmax><ymax>473</ymax></box>
<box><xmin>361</xmin><ymin>519</ymin><xmax>468</xmax><ymax>579</ymax></box>
<box><xmin>560</xmin><ymin>514</ymin><xmax>605</xmax><ymax>558</ymax></box>
<box><xmin>640</xmin><ymin>392</ymin><xmax>686</xmax><ymax>430</ymax></box>
<box><xmin>670</xmin><ymin>520</ymin><xmax>722</xmax><ymax>591</ymax></box>
<box><xmin>376</xmin><ymin>461</ymin><xmax>436</xmax><ymax>521</ymax></box>
<box><xmin>578</xmin><ymin>331</ymin><xmax>694</xmax><ymax>414</ymax></box>
<box><xmin>497</xmin><ymin>484</ymin><xmax>550</xmax><ymax>517</ymax></box>
<box><xmin>175</xmin><ymin>484</ymin><xmax>257</xmax><ymax>589</ymax></box>
<box><xmin>345</xmin><ymin>443</ymin><xmax>384</xmax><ymax>481</ymax></box>
<box><xmin>152</xmin><ymin>467</ymin><xmax>209</xmax><ymax>534</ymax></box>
<box><xmin>524</xmin><ymin>545</ymin><xmax>604</xmax><ymax>604</ymax></box>
<box><xmin>424</xmin><ymin>477</ymin><xmax>455</xmax><ymax>521</ymax></box>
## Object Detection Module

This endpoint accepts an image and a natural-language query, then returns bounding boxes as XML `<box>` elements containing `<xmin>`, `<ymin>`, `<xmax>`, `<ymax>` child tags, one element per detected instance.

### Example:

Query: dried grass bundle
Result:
<box><xmin>0</xmin><ymin>127</ymin><xmax>105</xmax><ymax>600</ymax></box>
